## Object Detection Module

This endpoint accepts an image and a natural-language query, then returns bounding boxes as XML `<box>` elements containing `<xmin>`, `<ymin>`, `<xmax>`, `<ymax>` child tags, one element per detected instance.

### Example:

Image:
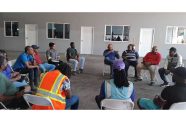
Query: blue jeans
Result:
<box><xmin>13</xmin><ymin>80</ymin><xmax>28</xmax><ymax>88</ymax></box>
<box><xmin>65</xmin><ymin>95</ymin><xmax>79</xmax><ymax>110</ymax></box>
<box><xmin>39</xmin><ymin>63</ymin><xmax>56</xmax><ymax>73</ymax></box>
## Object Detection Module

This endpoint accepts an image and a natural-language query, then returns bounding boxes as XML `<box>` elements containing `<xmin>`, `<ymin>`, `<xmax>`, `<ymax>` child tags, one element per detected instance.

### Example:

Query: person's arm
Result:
<box><xmin>46</xmin><ymin>50</ymin><xmax>51</xmax><ymax>61</ymax></box>
<box><xmin>130</xmin><ymin>89</ymin><xmax>136</xmax><ymax>102</ymax></box>
<box><xmin>10</xmin><ymin>74</ymin><xmax>21</xmax><ymax>81</ymax></box>
<box><xmin>103</xmin><ymin>50</ymin><xmax>112</xmax><ymax>57</ymax></box>
<box><xmin>0</xmin><ymin>94</ymin><xmax>16</xmax><ymax>102</ymax></box>
<box><xmin>122</xmin><ymin>51</ymin><xmax>127</xmax><ymax>60</ymax></box>
<box><xmin>135</xmin><ymin>51</ymin><xmax>139</xmax><ymax>60</ymax></box>
<box><xmin>164</xmin><ymin>55</ymin><xmax>169</xmax><ymax>69</ymax></box>
<box><xmin>176</xmin><ymin>54</ymin><xmax>183</xmax><ymax>67</ymax></box>
<box><xmin>115</xmin><ymin>51</ymin><xmax>120</xmax><ymax>59</ymax></box>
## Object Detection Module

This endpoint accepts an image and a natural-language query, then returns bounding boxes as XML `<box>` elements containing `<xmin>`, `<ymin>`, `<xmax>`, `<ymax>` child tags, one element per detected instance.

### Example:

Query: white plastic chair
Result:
<box><xmin>101</xmin><ymin>99</ymin><xmax>134</xmax><ymax>110</ymax></box>
<box><xmin>169</xmin><ymin>102</ymin><xmax>186</xmax><ymax>110</ymax></box>
<box><xmin>23</xmin><ymin>94</ymin><xmax>55</xmax><ymax>110</ymax></box>
<box><xmin>103</xmin><ymin>64</ymin><xmax>110</xmax><ymax>76</ymax></box>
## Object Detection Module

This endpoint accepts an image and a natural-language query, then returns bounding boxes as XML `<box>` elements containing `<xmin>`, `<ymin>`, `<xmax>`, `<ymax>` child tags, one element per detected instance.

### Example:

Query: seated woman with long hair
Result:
<box><xmin>95</xmin><ymin>60</ymin><xmax>136</xmax><ymax>109</ymax></box>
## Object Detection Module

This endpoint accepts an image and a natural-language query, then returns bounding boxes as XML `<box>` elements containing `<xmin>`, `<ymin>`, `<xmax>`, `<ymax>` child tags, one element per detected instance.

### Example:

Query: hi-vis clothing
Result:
<box><xmin>32</xmin><ymin>70</ymin><xmax>68</xmax><ymax>110</ymax></box>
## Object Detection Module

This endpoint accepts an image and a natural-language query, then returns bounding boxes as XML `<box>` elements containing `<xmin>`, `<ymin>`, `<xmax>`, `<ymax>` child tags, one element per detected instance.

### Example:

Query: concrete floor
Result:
<box><xmin>7</xmin><ymin>51</ymin><xmax>184</xmax><ymax>110</ymax></box>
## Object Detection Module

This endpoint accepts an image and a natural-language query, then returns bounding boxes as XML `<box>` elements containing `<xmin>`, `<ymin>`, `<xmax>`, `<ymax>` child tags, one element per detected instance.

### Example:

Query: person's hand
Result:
<box><xmin>16</xmin><ymin>91</ymin><xmax>24</xmax><ymax>99</ymax></box>
<box><xmin>165</xmin><ymin>69</ymin><xmax>170</xmax><ymax>75</ymax></box>
<box><xmin>14</xmin><ymin>74</ymin><xmax>21</xmax><ymax>81</ymax></box>
<box><xmin>144</xmin><ymin>62</ymin><xmax>151</xmax><ymax>67</ymax></box>
<box><xmin>170</xmin><ymin>67</ymin><xmax>175</xmax><ymax>73</ymax></box>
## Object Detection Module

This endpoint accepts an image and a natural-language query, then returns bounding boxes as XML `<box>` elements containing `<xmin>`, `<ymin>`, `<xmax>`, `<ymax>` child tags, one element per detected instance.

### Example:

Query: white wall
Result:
<box><xmin>0</xmin><ymin>13</ymin><xmax>186</xmax><ymax>59</ymax></box>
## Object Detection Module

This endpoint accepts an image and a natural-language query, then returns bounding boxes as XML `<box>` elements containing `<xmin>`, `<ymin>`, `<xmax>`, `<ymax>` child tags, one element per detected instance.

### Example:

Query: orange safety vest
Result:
<box><xmin>32</xmin><ymin>70</ymin><xmax>67</xmax><ymax>110</ymax></box>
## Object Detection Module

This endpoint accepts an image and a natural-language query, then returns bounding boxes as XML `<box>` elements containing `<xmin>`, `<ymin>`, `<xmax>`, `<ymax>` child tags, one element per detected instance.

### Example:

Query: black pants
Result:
<box><xmin>104</xmin><ymin>59</ymin><xmax>114</xmax><ymax>76</ymax></box>
<box><xmin>0</xmin><ymin>97</ymin><xmax>28</xmax><ymax>109</ymax></box>
<box><xmin>15</xmin><ymin>68</ymin><xmax>39</xmax><ymax>87</ymax></box>
<box><xmin>124</xmin><ymin>60</ymin><xmax>138</xmax><ymax>77</ymax></box>
<box><xmin>158</xmin><ymin>68</ymin><xmax>175</xmax><ymax>84</ymax></box>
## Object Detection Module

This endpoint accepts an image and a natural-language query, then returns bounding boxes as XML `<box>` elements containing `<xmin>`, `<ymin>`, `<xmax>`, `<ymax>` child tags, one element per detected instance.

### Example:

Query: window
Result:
<box><xmin>47</xmin><ymin>23</ymin><xmax>70</xmax><ymax>39</ymax></box>
<box><xmin>105</xmin><ymin>25</ymin><xmax>130</xmax><ymax>42</ymax></box>
<box><xmin>4</xmin><ymin>21</ymin><xmax>19</xmax><ymax>37</ymax></box>
<box><xmin>166</xmin><ymin>26</ymin><xmax>186</xmax><ymax>44</ymax></box>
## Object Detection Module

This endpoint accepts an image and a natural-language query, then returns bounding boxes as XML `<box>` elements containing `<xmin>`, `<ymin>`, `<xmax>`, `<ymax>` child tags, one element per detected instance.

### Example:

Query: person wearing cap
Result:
<box><xmin>137</xmin><ymin>67</ymin><xmax>186</xmax><ymax>110</ymax></box>
<box><xmin>32</xmin><ymin>45</ymin><xmax>56</xmax><ymax>73</ymax></box>
<box><xmin>103</xmin><ymin>44</ymin><xmax>120</xmax><ymax>77</ymax></box>
<box><xmin>158</xmin><ymin>47</ymin><xmax>183</xmax><ymax>87</ymax></box>
<box><xmin>95</xmin><ymin>60</ymin><xmax>135</xmax><ymax>109</ymax></box>
<box><xmin>137</xmin><ymin>46</ymin><xmax>161</xmax><ymax>86</ymax></box>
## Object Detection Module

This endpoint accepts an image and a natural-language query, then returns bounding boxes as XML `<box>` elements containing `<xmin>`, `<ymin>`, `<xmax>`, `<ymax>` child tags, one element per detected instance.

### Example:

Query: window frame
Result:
<box><xmin>4</xmin><ymin>21</ymin><xmax>19</xmax><ymax>37</ymax></box>
<box><xmin>165</xmin><ymin>26</ymin><xmax>186</xmax><ymax>45</ymax></box>
<box><xmin>104</xmin><ymin>25</ymin><xmax>130</xmax><ymax>42</ymax></box>
<box><xmin>46</xmin><ymin>22</ymin><xmax>70</xmax><ymax>40</ymax></box>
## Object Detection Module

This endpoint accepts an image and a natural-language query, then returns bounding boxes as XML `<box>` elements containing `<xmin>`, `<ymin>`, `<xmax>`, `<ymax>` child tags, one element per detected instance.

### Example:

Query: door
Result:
<box><xmin>25</xmin><ymin>24</ymin><xmax>38</xmax><ymax>46</ymax></box>
<box><xmin>139</xmin><ymin>28</ymin><xmax>155</xmax><ymax>57</ymax></box>
<box><xmin>80</xmin><ymin>26</ymin><xmax>94</xmax><ymax>54</ymax></box>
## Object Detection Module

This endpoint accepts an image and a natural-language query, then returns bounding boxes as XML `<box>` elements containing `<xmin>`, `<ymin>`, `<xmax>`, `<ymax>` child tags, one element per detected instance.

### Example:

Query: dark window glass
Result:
<box><xmin>106</xmin><ymin>26</ymin><xmax>111</xmax><ymax>35</ymax></box>
<box><xmin>54</xmin><ymin>24</ymin><xmax>63</xmax><ymax>38</ymax></box>
<box><xmin>5</xmin><ymin>22</ymin><xmax>11</xmax><ymax>36</ymax></box>
<box><xmin>12</xmin><ymin>22</ymin><xmax>19</xmax><ymax>36</ymax></box>
<box><xmin>65</xmin><ymin>24</ymin><xmax>70</xmax><ymax>39</ymax></box>
<box><xmin>48</xmin><ymin>23</ymin><xmax>53</xmax><ymax>38</ymax></box>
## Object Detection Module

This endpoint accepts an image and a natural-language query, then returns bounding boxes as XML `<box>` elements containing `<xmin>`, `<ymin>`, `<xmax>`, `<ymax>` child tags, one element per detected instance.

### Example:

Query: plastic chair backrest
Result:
<box><xmin>169</xmin><ymin>102</ymin><xmax>186</xmax><ymax>110</ymax></box>
<box><xmin>101</xmin><ymin>99</ymin><xmax>134</xmax><ymax>110</ymax></box>
<box><xmin>23</xmin><ymin>94</ymin><xmax>55</xmax><ymax>110</ymax></box>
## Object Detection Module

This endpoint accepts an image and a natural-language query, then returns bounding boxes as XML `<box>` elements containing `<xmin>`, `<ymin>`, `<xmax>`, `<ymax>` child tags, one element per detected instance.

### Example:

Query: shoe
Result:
<box><xmin>160</xmin><ymin>83</ymin><xmax>169</xmax><ymax>87</ymax></box>
<box><xmin>71</xmin><ymin>71</ymin><xmax>76</xmax><ymax>76</ymax></box>
<box><xmin>148</xmin><ymin>82</ymin><xmax>155</xmax><ymax>86</ymax></box>
<box><xmin>137</xmin><ymin>76</ymin><xmax>143</xmax><ymax>81</ymax></box>
<box><xmin>79</xmin><ymin>69</ymin><xmax>83</xmax><ymax>73</ymax></box>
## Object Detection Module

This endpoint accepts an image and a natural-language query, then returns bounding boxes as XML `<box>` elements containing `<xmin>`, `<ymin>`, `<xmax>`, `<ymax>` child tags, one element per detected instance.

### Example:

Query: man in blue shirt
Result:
<box><xmin>13</xmin><ymin>46</ymin><xmax>39</xmax><ymax>91</ymax></box>
<box><xmin>103</xmin><ymin>44</ymin><xmax>120</xmax><ymax>76</ymax></box>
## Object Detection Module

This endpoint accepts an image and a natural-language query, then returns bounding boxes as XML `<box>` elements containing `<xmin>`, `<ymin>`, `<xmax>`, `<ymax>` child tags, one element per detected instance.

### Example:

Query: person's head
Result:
<box><xmin>70</xmin><ymin>42</ymin><xmax>75</xmax><ymax>48</ymax></box>
<box><xmin>107</xmin><ymin>44</ymin><xmax>113</xmax><ymax>51</ymax></box>
<box><xmin>127</xmin><ymin>44</ymin><xmax>133</xmax><ymax>51</ymax></box>
<box><xmin>49</xmin><ymin>42</ymin><xmax>55</xmax><ymax>49</ymax></box>
<box><xmin>31</xmin><ymin>45</ymin><xmax>39</xmax><ymax>53</ymax></box>
<box><xmin>172</xmin><ymin>67</ymin><xmax>186</xmax><ymax>85</ymax></box>
<box><xmin>169</xmin><ymin>47</ymin><xmax>177</xmax><ymax>57</ymax></box>
<box><xmin>25</xmin><ymin>46</ymin><xmax>34</xmax><ymax>55</ymax></box>
<box><xmin>0</xmin><ymin>55</ymin><xmax>8</xmax><ymax>71</ymax></box>
<box><xmin>151</xmin><ymin>46</ymin><xmax>158</xmax><ymax>53</ymax></box>
<box><xmin>0</xmin><ymin>50</ymin><xmax>8</xmax><ymax>61</ymax></box>
<box><xmin>113</xmin><ymin>60</ymin><xmax>129</xmax><ymax>88</ymax></box>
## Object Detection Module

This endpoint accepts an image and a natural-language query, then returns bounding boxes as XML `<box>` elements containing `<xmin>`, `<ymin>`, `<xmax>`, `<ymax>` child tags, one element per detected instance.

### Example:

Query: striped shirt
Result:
<box><xmin>122</xmin><ymin>50</ymin><xmax>139</xmax><ymax>62</ymax></box>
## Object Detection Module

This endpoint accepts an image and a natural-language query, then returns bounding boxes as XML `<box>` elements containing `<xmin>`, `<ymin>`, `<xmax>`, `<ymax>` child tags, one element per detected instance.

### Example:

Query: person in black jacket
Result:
<box><xmin>137</xmin><ymin>67</ymin><xmax>186</xmax><ymax>110</ymax></box>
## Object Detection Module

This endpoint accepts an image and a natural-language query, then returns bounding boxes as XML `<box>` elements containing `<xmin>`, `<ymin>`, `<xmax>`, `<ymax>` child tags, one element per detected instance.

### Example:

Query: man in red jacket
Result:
<box><xmin>137</xmin><ymin>46</ymin><xmax>161</xmax><ymax>86</ymax></box>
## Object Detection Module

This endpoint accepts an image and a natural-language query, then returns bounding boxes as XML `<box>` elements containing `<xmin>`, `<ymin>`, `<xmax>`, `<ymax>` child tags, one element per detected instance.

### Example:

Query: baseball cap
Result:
<box><xmin>113</xmin><ymin>60</ymin><xmax>125</xmax><ymax>71</ymax></box>
<box><xmin>31</xmin><ymin>45</ymin><xmax>39</xmax><ymax>49</ymax></box>
<box><xmin>173</xmin><ymin>67</ymin><xmax>186</xmax><ymax>79</ymax></box>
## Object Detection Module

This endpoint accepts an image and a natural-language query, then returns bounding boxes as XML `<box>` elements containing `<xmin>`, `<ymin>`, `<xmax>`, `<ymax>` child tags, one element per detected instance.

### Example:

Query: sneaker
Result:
<box><xmin>148</xmin><ymin>82</ymin><xmax>155</xmax><ymax>86</ymax></box>
<box><xmin>79</xmin><ymin>69</ymin><xmax>83</xmax><ymax>73</ymax></box>
<box><xmin>160</xmin><ymin>83</ymin><xmax>169</xmax><ymax>87</ymax></box>
<box><xmin>137</xmin><ymin>76</ymin><xmax>143</xmax><ymax>81</ymax></box>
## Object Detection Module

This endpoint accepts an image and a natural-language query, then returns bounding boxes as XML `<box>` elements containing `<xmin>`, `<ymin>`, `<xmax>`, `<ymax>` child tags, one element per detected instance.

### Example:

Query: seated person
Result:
<box><xmin>46</xmin><ymin>42</ymin><xmax>72</xmax><ymax>78</ymax></box>
<box><xmin>103</xmin><ymin>44</ymin><xmax>120</xmax><ymax>76</ymax></box>
<box><xmin>13</xmin><ymin>46</ymin><xmax>39</xmax><ymax>91</ymax></box>
<box><xmin>0</xmin><ymin>50</ymin><xmax>30</xmax><ymax>90</ymax></box>
<box><xmin>159</xmin><ymin>47</ymin><xmax>183</xmax><ymax>87</ymax></box>
<box><xmin>137</xmin><ymin>67</ymin><xmax>186</xmax><ymax>110</ymax></box>
<box><xmin>0</xmin><ymin>56</ymin><xmax>29</xmax><ymax>109</ymax></box>
<box><xmin>137</xmin><ymin>46</ymin><xmax>161</xmax><ymax>86</ymax></box>
<box><xmin>31</xmin><ymin>45</ymin><xmax>55</xmax><ymax>73</ymax></box>
<box><xmin>66</xmin><ymin>42</ymin><xmax>85</xmax><ymax>75</ymax></box>
<box><xmin>95</xmin><ymin>60</ymin><xmax>135</xmax><ymax>109</ymax></box>
<box><xmin>122</xmin><ymin>44</ymin><xmax>139</xmax><ymax>78</ymax></box>
<box><xmin>32</xmin><ymin>70</ymin><xmax>79</xmax><ymax>110</ymax></box>
<box><xmin>46</xmin><ymin>42</ymin><xmax>61</xmax><ymax>66</ymax></box>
